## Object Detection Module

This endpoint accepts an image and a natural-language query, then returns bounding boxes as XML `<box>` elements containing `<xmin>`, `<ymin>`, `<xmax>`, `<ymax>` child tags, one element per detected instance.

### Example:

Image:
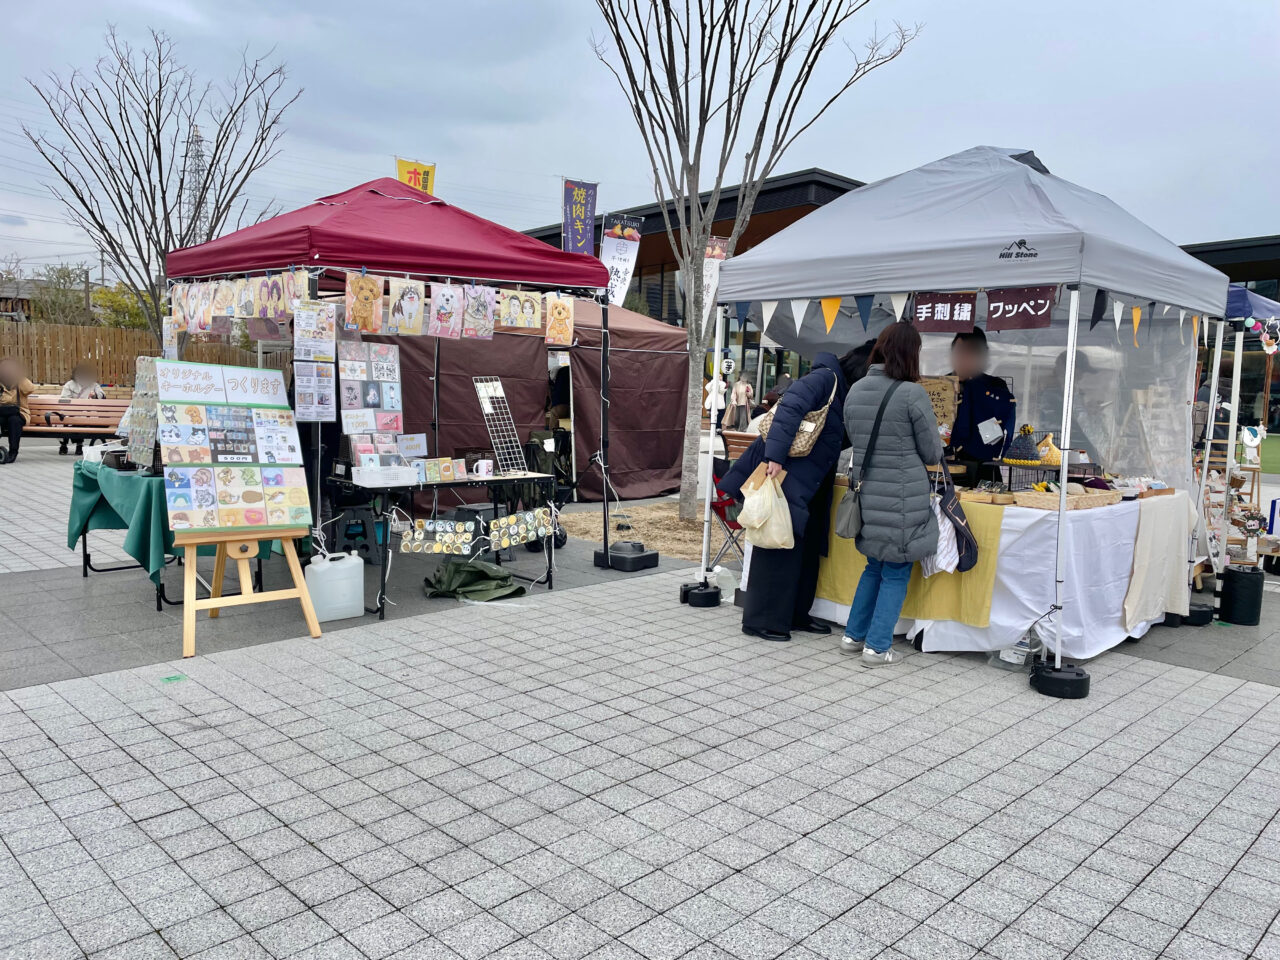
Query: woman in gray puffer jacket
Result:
<box><xmin>840</xmin><ymin>322</ymin><xmax>944</xmax><ymax>667</ymax></box>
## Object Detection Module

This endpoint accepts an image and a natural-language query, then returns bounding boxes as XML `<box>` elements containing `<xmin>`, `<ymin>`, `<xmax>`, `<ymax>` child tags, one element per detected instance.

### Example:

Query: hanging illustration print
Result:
<box><xmin>234</xmin><ymin>278</ymin><xmax>254</xmax><ymax>318</ymax></box>
<box><xmin>429</xmin><ymin>283</ymin><xmax>463</xmax><ymax>339</ymax></box>
<box><xmin>462</xmin><ymin>284</ymin><xmax>496</xmax><ymax>340</ymax></box>
<box><xmin>544</xmin><ymin>292</ymin><xmax>574</xmax><ymax>346</ymax></box>
<box><xmin>345</xmin><ymin>272</ymin><xmax>384</xmax><ymax>333</ymax></box>
<box><xmin>388</xmin><ymin>279</ymin><xmax>426</xmax><ymax>335</ymax></box>
<box><xmin>169</xmin><ymin>283</ymin><xmax>187</xmax><ymax>331</ymax></box>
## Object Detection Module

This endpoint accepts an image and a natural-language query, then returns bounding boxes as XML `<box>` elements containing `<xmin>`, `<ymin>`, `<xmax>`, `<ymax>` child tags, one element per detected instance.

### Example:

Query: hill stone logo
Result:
<box><xmin>999</xmin><ymin>239</ymin><xmax>1038</xmax><ymax>260</ymax></box>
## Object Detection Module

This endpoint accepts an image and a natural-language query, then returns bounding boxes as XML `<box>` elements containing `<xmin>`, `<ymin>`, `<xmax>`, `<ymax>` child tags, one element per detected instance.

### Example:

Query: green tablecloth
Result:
<box><xmin>67</xmin><ymin>461</ymin><xmax>272</xmax><ymax>584</ymax></box>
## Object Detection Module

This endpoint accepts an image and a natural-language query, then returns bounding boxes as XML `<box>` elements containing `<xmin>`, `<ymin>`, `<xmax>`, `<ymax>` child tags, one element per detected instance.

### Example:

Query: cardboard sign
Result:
<box><xmin>919</xmin><ymin>376</ymin><xmax>959</xmax><ymax>429</ymax></box>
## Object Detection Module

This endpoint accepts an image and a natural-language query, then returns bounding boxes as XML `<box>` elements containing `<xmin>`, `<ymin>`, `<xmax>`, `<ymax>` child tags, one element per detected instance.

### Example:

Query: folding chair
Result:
<box><xmin>710</xmin><ymin>457</ymin><xmax>745</xmax><ymax>567</ymax></box>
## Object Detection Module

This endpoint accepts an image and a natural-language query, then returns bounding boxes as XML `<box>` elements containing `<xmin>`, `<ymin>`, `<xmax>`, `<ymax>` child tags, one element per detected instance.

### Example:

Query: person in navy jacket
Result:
<box><xmin>720</xmin><ymin>350</ymin><xmax>864</xmax><ymax>642</ymax></box>
<box><xmin>947</xmin><ymin>328</ymin><xmax>1016</xmax><ymax>486</ymax></box>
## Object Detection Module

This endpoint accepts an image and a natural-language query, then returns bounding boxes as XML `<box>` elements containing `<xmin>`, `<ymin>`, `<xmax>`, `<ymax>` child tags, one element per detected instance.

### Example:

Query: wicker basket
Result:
<box><xmin>1013</xmin><ymin>489</ymin><xmax>1122</xmax><ymax>510</ymax></box>
<box><xmin>959</xmin><ymin>490</ymin><xmax>992</xmax><ymax>503</ymax></box>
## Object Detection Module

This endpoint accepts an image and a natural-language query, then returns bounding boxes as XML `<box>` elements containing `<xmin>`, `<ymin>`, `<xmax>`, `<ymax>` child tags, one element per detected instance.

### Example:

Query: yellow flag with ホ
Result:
<box><xmin>395</xmin><ymin>157</ymin><xmax>436</xmax><ymax>194</ymax></box>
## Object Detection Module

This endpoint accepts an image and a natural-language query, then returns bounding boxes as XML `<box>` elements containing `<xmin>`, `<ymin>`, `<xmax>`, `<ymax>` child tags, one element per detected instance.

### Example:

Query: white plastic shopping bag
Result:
<box><xmin>921</xmin><ymin>493</ymin><xmax>959</xmax><ymax>577</ymax></box>
<box><xmin>737</xmin><ymin>464</ymin><xmax>795</xmax><ymax>550</ymax></box>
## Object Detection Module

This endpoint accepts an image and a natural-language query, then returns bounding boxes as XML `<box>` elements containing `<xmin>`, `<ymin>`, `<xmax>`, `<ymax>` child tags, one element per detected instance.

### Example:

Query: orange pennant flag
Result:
<box><xmin>1132</xmin><ymin>305</ymin><xmax>1141</xmax><ymax>348</ymax></box>
<box><xmin>820</xmin><ymin>297</ymin><xmax>841</xmax><ymax>334</ymax></box>
<box><xmin>1192</xmin><ymin>315</ymin><xmax>1199</xmax><ymax>344</ymax></box>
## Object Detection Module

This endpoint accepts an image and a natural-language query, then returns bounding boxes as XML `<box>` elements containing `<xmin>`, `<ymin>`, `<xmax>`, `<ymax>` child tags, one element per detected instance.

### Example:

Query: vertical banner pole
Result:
<box><xmin>1198</xmin><ymin>321</ymin><xmax>1226</xmax><ymax>570</ymax></box>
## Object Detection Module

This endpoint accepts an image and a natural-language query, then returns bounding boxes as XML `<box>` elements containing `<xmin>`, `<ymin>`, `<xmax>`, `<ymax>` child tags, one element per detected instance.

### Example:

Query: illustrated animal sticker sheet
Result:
<box><xmin>154</xmin><ymin>361</ymin><xmax>310</xmax><ymax>533</ymax></box>
<box><xmin>336</xmin><ymin>339</ymin><xmax>404</xmax><ymax>437</ymax></box>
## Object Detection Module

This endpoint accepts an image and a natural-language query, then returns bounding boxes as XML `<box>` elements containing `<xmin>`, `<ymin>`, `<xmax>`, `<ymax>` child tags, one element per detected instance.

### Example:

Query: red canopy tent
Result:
<box><xmin>165</xmin><ymin>178</ymin><xmax>608</xmax><ymax>289</ymax></box>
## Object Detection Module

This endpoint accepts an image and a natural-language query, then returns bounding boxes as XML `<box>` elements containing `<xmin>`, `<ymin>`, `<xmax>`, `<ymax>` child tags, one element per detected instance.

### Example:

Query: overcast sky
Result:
<box><xmin>2</xmin><ymin>0</ymin><xmax>1278</xmax><ymax>274</ymax></box>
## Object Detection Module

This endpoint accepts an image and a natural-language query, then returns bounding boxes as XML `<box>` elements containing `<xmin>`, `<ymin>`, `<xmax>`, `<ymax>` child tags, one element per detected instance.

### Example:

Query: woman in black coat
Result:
<box><xmin>720</xmin><ymin>350</ymin><xmax>864</xmax><ymax>641</ymax></box>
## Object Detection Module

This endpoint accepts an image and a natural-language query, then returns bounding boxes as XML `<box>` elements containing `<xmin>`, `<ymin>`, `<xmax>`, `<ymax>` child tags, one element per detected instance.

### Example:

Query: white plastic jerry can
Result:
<box><xmin>304</xmin><ymin>552</ymin><xmax>365</xmax><ymax>622</ymax></box>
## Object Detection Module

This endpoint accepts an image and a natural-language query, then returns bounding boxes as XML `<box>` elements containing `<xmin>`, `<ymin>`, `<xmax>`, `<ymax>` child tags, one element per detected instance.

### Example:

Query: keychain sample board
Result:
<box><xmin>154</xmin><ymin>360</ymin><xmax>310</xmax><ymax>532</ymax></box>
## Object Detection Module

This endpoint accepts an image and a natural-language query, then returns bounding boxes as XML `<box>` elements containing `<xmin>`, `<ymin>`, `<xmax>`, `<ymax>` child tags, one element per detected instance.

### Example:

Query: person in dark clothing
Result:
<box><xmin>549</xmin><ymin>366</ymin><xmax>571</xmax><ymax>420</ymax></box>
<box><xmin>946</xmin><ymin>328</ymin><xmax>1015</xmax><ymax>486</ymax></box>
<box><xmin>0</xmin><ymin>357</ymin><xmax>36</xmax><ymax>465</ymax></box>
<box><xmin>720</xmin><ymin>348</ymin><xmax>864</xmax><ymax>642</ymax></box>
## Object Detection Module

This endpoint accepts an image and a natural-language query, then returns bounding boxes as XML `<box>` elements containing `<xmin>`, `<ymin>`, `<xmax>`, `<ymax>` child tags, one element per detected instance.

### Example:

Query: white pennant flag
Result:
<box><xmin>1178</xmin><ymin>308</ymin><xmax>1186</xmax><ymax>345</ymax></box>
<box><xmin>790</xmin><ymin>299</ymin><xmax>809</xmax><ymax>335</ymax></box>
<box><xmin>761</xmin><ymin>300</ymin><xmax>778</xmax><ymax>332</ymax></box>
<box><xmin>1161</xmin><ymin>304</ymin><xmax>1170</xmax><ymax>318</ymax></box>
<box><xmin>1113</xmin><ymin>298</ymin><xmax>1123</xmax><ymax>331</ymax></box>
<box><xmin>890</xmin><ymin>292</ymin><xmax>909</xmax><ymax>322</ymax></box>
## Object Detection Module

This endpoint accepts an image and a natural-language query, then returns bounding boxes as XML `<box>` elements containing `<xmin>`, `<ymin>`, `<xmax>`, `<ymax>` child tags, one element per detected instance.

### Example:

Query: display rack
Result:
<box><xmin>473</xmin><ymin>377</ymin><xmax>528</xmax><ymax>475</ymax></box>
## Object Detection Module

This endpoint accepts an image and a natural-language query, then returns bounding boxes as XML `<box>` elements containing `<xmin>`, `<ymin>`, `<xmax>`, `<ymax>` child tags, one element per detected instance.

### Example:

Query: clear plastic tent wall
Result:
<box><xmin>746</xmin><ymin>284</ymin><xmax>1196</xmax><ymax>488</ymax></box>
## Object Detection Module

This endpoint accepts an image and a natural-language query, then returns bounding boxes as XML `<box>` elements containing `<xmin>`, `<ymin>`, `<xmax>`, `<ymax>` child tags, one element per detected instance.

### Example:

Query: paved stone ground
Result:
<box><xmin>1</xmin><ymin>568</ymin><xmax>1280</xmax><ymax>960</ymax></box>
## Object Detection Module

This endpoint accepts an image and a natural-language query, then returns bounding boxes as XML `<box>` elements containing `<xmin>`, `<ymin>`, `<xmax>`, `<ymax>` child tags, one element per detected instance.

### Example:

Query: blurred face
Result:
<box><xmin>76</xmin><ymin>365</ymin><xmax>97</xmax><ymax>382</ymax></box>
<box><xmin>951</xmin><ymin>341</ymin><xmax>987</xmax><ymax>380</ymax></box>
<box><xmin>0</xmin><ymin>359</ymin><xmax>20</xmax><ymax>383</ymax></box>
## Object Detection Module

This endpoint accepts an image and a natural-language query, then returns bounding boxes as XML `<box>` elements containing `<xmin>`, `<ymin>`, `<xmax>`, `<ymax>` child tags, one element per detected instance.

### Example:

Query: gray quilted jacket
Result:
<box><xmin>843</xmin><ymin>365</ymin><xmax>945</xmax><ymax>563</ymax></box>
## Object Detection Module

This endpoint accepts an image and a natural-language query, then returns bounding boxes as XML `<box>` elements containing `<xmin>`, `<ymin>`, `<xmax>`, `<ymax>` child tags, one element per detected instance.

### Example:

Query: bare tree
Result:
<box><xmin>593</xmin><ymin>0</ymin><xmax>917</xmax><ymax>518</ymax></box>
<box><xmin>24</xmin><ymin>28</ymin><xmax>300</xmax><ymax>344</ymax></box>
<box><xmin>30</xmin><ymin>263</ymin><xmax>92</xmax><ymax>325</ymax></box>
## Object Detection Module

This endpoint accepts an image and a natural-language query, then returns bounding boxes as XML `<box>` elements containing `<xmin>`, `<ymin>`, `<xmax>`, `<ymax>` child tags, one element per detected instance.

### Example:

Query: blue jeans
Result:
<box><xmin>845</xmin><ymin>558</ymin><xmax>913</xmax><ymax>653</ymax></box>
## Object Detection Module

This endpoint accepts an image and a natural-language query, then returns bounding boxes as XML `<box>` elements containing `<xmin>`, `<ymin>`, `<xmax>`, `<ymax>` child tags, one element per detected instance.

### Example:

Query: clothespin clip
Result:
<box><xmin>361</xmin><ymin>266</ymin><xmax>367</xmax><ymax>277</ymax></box>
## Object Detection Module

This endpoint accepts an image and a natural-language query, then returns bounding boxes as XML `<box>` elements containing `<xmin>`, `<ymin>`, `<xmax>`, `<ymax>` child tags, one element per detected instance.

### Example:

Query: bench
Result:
<box><xmin>721</xmin><ymin>429</ymin><xmax>757</xmax><ymax>461</ymax></box>
<box><xmin>25</xmin><ymin>395</ymin><xmax>130</xmax><ymax>441</ymax></box>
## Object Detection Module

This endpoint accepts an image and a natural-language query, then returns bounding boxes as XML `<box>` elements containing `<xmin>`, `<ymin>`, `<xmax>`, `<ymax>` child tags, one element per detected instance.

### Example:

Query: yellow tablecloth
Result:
<box><xmin>813</xmin><ymin>500</ymin><xmax>1006</xmax><ymax>627</ymax></box>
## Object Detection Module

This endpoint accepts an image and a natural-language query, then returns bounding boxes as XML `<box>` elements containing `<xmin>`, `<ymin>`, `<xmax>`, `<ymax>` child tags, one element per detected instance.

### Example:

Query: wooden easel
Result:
<box><xmin>172</xmin><ymin>526</ymin><xmax>320</xmax><ymax>657</ymax></box>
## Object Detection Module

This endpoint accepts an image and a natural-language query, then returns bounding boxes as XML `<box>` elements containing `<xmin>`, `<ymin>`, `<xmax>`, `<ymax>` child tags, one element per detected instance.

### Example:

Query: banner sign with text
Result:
<box><xmin>986</xmin><ymin>285</ymin><xmax>1058</xmax><ymax>331</ymax></box>
<box><xmin>395</xmin><ymin>157</ymin><xmax>436</xmax><ymax>195</ymax></box>
<box><xmin>600</xmin><ymin>215</ymin><xmax>642</xmax><ymax>306</ymax></box>
<box><xmin>912</xmin><ymin>292</ymin><xmax>977</xmax><ymax>333</ymax></box>
<box><xmin>701</xmin><ymin>236</ymin><xmax>730</xmax><ymax>327</ymax></box>
<box><xmin>562</xmin><ymin>179</ymin><xmax>598</xmax><ymax>256</ymax></box>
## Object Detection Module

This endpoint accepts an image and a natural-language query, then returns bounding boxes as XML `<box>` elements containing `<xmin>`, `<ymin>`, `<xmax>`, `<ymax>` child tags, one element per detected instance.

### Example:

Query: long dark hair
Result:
<box><xmin>869</xmin><ymin>322</ymin><xmax>922</xmax><ymax>382</ymax></box>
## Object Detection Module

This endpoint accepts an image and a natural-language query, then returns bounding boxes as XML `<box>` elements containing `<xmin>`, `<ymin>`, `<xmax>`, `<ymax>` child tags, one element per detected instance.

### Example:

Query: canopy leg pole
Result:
<box><xmin>700</xmin><ymin>306</ymin><xmax>726</xmax><ymax>582</ymax></box>
<box><xmin>601</xmin><ymin>301</ymin><xmax>611</xmax><ymax>566</ymax></box>
<box><xmin>1052</xmin><ymin>288</ymin><xmax>1081</xmax><ymax>671</ymax></box>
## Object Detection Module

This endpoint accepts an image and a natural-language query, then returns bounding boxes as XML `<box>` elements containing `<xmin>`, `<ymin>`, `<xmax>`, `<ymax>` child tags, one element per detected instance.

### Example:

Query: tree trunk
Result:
<box><xmin>678</xmin><ymin>343</ymin><xmax>708</xmax><ymax>520</ymax></box>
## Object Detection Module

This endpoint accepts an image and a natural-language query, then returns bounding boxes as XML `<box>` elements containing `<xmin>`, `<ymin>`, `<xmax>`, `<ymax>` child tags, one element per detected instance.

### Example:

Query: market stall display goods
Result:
<box><xmin>154</xmin><ymin>361</ymin><xmax>310</xmax><ymax>532</ymax></box>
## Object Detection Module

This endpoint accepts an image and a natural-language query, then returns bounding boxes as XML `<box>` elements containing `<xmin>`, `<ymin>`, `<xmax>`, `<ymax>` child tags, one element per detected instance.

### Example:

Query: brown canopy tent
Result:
<box><xmin>390</xmin><ymin>302</ymin><xmax>687</xmax><ymax>502</ymax></box>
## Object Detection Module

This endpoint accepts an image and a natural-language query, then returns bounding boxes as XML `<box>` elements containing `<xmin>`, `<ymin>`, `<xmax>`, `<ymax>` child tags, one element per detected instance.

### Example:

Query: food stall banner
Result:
<box><xmin>601</xmin><ymin>215</ymin><xmax>642</xmax><ymax>306</ymax></box>
<box><xmin>562</xmin><ymin>180</ymin><xmax>598</xmax><ymax>256</ymax></box>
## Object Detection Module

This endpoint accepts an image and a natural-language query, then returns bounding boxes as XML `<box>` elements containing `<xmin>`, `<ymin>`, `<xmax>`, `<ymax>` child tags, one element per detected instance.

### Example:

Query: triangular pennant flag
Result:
<box><xmin>854</xmin><ymin>295</ymin><xmax>874</xmax><ymax>331</ymax></box>
<box><xmin>890</xmin><ymin>292</ymin><xmax>908</xmax><ymax>322</ymax></box>
<box><xmin>1113</xmin><ymin>298</ymin><xmax>1123</xmax><ymax>331</ymax></box>
<box><xmin>820</xmin><ymin>297</ymin><xmax>840</xmax><ymax>334</ymax></box>
<box><xmin>734</xmin><ymin>302</ymin><xmax>750</xmax><ymax>330</ymax></box>
<box><xmin>761</xmin><ymin>300</ymin><xmax>778</xmax><ymax>331</ymax></box>
<box><xmin>1161</xmin><ymin>304</ymin><xmax>1170</xmax><ymax>318</ymax></box>
<box><xmin>790</xmin><ymin>299</ymin><xmax>809</xmax><ymax>335</ymax></box>
<box><xmin>1178</xmin><ymin>309</ymin><xmax>1186</xmax><ymax>345</ymax></box>
<box><xmin>1192</xmin><ymin>314</ymin><xmax>1199</xmax><ymax>344</ymax></box>
<box><xmin>1089</xmin><ymin>289</ymin><xmax>1107</xmax><ymax>331</ymax></box>
<box><xmin>1132</xmin><ymin>305</ymin><xmax>1141</xmax><ymax>348</ymax></box>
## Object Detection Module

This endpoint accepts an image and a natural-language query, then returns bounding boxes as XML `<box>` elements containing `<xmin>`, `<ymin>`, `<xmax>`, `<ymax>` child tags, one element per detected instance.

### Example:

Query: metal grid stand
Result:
<box><xmin>473</xmin><ymin>377</ymin><xmax>527</xmax><ymax>475</ymax></box>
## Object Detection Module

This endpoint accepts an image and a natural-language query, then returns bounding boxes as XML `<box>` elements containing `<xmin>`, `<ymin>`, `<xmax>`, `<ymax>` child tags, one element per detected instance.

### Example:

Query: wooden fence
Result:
<box><xmin>0</xmin><ymin>321</ymin><xmax>289</xmax><ymax>386</ymax></box>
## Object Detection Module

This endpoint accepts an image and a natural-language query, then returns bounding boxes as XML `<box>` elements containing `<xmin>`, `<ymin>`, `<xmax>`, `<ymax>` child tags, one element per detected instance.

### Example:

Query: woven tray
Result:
<box><xmin>959</xmin><ymin>490</ymin><xmax>992</xmax><ymax>503</ymax></box>
<box><xmin>1013</xmin><ymin>489</ymin><xmax>1122</xmax><ymax>510</ymax></box>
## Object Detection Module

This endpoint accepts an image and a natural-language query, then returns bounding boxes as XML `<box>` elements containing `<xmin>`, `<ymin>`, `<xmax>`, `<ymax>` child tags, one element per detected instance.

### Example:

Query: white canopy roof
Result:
<box><xmin>717</xmin><ymin>146</ymin><xmax>1229</xmax><ymax>317</ymax></box>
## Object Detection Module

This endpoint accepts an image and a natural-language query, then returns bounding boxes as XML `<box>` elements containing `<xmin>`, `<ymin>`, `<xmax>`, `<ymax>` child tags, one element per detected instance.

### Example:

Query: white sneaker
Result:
<box><xmin>840</xmin><ymin>635</ymin><xmax>865</xmax><ymax>654</ymax></box>
<box><xmin>861</xmin><ymin>647</ymin><xmax>903</xmax><ymax>667</ymax></box>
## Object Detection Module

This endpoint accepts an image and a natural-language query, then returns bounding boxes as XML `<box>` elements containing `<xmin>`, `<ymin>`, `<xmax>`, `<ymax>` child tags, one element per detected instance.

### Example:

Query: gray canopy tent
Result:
<box><xmin>717</xmin><ymin>146</ymin><xmax>1229</xmax><ymax>693</ymax></box>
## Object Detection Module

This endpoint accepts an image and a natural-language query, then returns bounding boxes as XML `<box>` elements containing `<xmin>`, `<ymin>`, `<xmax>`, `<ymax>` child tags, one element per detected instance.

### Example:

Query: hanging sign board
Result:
<box><xmin>913</xmin><ymin>292</ymin><xmax>977</xmax><ymax>334</ymax></box>
<box><xmin>986</xmin><ymin>285</ymin><xmax>1058</xmax><ymax>332</ymax></box>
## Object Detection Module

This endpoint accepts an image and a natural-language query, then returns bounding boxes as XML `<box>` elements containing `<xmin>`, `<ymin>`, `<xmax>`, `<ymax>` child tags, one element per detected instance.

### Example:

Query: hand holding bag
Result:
<box><xmin>738</xmin><ymin>463</ymin><xmax>795</xmax><ymax>550</ymax></box>
<box><xmin>757</xmin><ymin>372</ymin><xmax>839</xmax><ymax>459</ymax></box>
<box><xmin>937</xmin><ymin>469</ymin><xmax>979</xmax><ymax>572</ymax></box>
<box><xmin>836</xmin><ymin>380</ymin><xmax>903</xmax><ymax>540</ymax></box>
<box><xmin>921</xmin><ymin>474</ymin><xmax>960</xmax><ymax>578</ymax></box>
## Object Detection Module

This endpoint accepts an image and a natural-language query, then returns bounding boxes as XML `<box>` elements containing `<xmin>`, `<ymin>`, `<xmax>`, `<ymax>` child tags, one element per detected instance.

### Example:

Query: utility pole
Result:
<box><xmin>99</xmin><ymin>249</ymin><xmax>105</xmax><ymax>286</ymax></box>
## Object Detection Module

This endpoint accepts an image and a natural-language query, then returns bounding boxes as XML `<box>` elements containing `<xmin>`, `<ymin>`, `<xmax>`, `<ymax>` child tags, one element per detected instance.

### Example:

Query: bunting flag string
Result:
<box><xmin>854</xmin><ymin>294</ymin><xmax>874</xmax><ymax>331</ymax></box>
<box><xmin>789</xmin><ymin>299</ymin><xmax>809</xmax><ymax>336</ymax></box>
<box><xmin>889</xmin><ymin>292</ymin><xmax>909</xmax><ymax>322</ymax></box>
<box><xmin>820</xmin><ymin>297</ymin><xmax>841</xmax><ymax>334</ymax></box>
<box><xmin>1132</xmin><ymin>305</ymin><xmax>1142</xmax><ymax>348</ymax></box>
<box><xmin>761</xmin><ymin>300</ymin><xmax>778</xmax><ymax>332</ymax></box>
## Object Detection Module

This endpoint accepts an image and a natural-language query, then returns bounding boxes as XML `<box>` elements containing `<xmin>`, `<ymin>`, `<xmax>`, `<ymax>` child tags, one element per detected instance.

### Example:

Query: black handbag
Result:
<box><xmin>835</xmin><ymin>380</ymin><xmax>902</xmax><ymax>539</ymax></box>
<box><xmin>937</xmin><ymin>469</ymin><xmax>979</xmax><ymax>572</ymax></box>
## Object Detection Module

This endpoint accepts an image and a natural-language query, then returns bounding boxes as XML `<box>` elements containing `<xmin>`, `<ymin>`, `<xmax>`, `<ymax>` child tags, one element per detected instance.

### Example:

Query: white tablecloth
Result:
<box><xmin>748</xmin><ymin>498</ymin><xmax>1181</xmax><ymax>661</ymax></box>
